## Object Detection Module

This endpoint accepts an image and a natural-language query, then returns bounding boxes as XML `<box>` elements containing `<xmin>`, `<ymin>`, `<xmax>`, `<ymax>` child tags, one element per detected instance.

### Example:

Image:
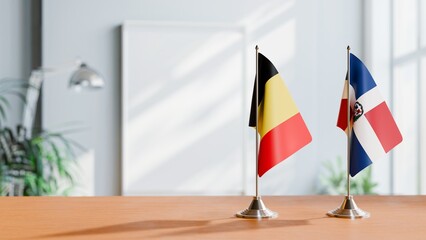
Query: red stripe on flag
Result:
<box><xmin>337</xmin><ymin>99</ymin><xmax>348</xmax><ymax>131</ymax></box>
<box><xmin>258</xmin><ymin>113</ymin><xmax>312</xmax><ymax>177</ymax></box>
<box><xmin>365</xmin><ymin>102</ymin><xmax>403</xmax><ymax>153</ymax></box>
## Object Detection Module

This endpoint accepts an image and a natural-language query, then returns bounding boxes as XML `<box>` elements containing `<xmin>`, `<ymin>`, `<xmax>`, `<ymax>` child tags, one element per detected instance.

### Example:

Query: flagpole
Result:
<box><xmin>346</xmin><ymin>46</ymin><xmax>351</xmax><ymax>197</ymax></box>
<box><xmin>326</xmin><ymin>46</ymin><xmax>369</xmax><ymax>219</ymax></box>
<box><xmin>255</xmin><ymin>45</ymin><xmax>259</xmax><ymax>198</ymax></box>
<box><xmin>236</xmin><ymin>45</ymin><xmax>277</xmax><ymax>219</ymax></box>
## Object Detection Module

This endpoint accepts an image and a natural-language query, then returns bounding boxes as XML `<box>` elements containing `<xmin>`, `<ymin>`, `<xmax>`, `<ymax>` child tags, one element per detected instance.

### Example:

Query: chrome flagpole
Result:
<box><xmin>236</xmin><ymin>45</ymin><xmax>277</xmax><ymax>219</ymax></box>
<box><xmin>346</xmin><ymin>45</ymin><xmax>352</xmax><ymax>198</ymax></box>
<box><xmin>327</xmin><ymin>46</ymin><xmax>369</xmax><ymax>219</ymax></box>
<box><xmin>255</xmin><ymin>44</ymin><xmax>260</xmax><ymax>199</ymax></box>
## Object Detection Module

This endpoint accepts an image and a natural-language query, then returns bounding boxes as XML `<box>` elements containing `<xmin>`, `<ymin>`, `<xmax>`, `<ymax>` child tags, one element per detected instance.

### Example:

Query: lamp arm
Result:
<box><xmin>36</xmin><ymin>59</ymin><xmax>82</xmax><ymax>76</ymax></box>
<box><xmin>21</xmin><ymin>59</ymin><xmax>103</xmax><ymax>136</ymax></box>
<box><xmin>22</xmin><ymin>72</ymin><xmax>43</xmax><ymax>137</ymax></box>
<box><xmin>21</xmin><ymin>59</ymin><xmax>82</xmax><ymax>137</ymax></box>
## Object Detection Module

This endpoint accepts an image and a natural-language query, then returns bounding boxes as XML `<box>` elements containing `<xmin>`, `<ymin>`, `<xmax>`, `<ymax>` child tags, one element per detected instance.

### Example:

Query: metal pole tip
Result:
<box><xmin>347</xmin><ymin>45</ymin><xmax>351</xmax><ymax>50</ymax></box>
<box><xmin>255</xmin><ymin>45</ymin><xmax>259</xmax><ymax>50</ymax></box>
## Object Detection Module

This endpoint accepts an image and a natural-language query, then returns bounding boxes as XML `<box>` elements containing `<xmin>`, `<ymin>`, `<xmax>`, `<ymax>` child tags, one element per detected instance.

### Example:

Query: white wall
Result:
<box><xmin>365</xmin><ymin>0</ymin><xmax>426</xmax><ymax>195</ymax></box>
<box><xmin>0</xmin><ymin>0</ymin><xmax>32</xmax><ymax>127</ymax></box>
<box><xmin>364</xmin><ymin>0</ymin><xmax>393</xmax><ymax>194</ymax></box>
<box><xmin>42</xmin><ymin>0</ymin><xmax>363</xmax><ymax>195</ymax></box>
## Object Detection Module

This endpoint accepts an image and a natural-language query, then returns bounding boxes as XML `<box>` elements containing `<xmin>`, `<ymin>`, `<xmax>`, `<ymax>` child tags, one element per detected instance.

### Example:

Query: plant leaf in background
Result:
<box><xmin>0</xmin><ymin>79</ymin><xmax>33</xmax><ymax>127</ymax></box>
<box><xmin>0</xmin><ymin>126</ymin><xmax>82</xmax><ymax>196</ymax></box>
<box><xmin>0</xmin><ymin>78</ymin><xmax>82</xmax><ymax>196</ymax></box>
<box><xmin>318</xmin><ymin>156</ymin><xmax>378</xmax><ymax>195</ymax></box>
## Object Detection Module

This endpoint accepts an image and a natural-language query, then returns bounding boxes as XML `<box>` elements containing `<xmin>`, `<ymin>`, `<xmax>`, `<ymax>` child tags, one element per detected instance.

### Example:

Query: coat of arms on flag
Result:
<box><xmin>337</xmin><ymin>53</ymin><xmax>403</xmax><ymax>177</ymax></box>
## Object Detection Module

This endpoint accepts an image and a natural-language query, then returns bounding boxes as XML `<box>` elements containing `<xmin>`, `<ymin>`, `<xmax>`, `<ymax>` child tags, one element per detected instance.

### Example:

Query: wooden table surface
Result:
<box><xmin>0</xmin><ymin>196</ymin><xmax>425</xmax><ymax>239</ymax></box>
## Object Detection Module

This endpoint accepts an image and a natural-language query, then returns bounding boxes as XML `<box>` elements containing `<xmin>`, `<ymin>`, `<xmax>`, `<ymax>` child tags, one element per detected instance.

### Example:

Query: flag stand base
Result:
<box><xmin>236</xmin><ymin>196</ymin><xmax>278</xmax><ymax>219</ymax></box>
<box><xmin>327</xmin><ymin>195</ymin><xmax>370</xmax><ymax>219</ymax></box>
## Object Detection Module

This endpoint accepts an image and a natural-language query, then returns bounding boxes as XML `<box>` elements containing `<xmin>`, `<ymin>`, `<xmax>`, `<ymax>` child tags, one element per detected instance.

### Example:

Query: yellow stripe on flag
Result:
<box><xmin>258</xmin><ymin>74</ymin><xmax>299</xmax><ymax>137</ymax></box>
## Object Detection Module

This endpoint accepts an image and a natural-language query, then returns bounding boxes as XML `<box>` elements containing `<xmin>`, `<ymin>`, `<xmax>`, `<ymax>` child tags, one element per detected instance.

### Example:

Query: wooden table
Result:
<box><xmin>1</xmin><ymin>196</ymin><xmax>425</xmax><ymax>239</ymax></box>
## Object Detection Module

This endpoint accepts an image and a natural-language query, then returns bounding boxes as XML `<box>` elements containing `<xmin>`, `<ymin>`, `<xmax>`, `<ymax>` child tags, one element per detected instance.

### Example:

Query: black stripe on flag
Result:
<box><xmin>249</xmin><ymin>53</ymin><xmax>279</xmax><ymax>127</ymax></box>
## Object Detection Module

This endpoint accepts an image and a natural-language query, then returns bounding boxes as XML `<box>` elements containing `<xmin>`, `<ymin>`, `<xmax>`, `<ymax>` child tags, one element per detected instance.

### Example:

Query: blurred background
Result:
<box><xmin>0</xmin><ymin>0</ymin><xmax>424</xmax><ymax>196</ymax></box>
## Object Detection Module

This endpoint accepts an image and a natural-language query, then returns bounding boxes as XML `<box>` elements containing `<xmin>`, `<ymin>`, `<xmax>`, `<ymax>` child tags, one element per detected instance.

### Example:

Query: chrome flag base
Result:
<box><xmin>327</xmin><ymin>195</ymin><xmax>370</xmax><ymax>219</ymax></box>
<box><xmin>236</xmin><ymin>196</ymin><xmax>278</xmax><ymax>219</ymax></box>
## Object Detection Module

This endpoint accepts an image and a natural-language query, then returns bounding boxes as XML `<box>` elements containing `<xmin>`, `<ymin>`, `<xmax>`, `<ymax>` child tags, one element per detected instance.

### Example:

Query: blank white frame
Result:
<box><xmin>121</xmin><ymin>21</ymin><xmax>248</xmax><ymax>195</ymax></box>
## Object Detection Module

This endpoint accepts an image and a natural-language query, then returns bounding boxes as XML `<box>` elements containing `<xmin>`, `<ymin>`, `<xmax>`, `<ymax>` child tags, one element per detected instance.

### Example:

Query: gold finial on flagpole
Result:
<box><xmin>327</xmin><ymin>46</ymin><xmax>369</xmax><ymax>219</ymax></box>
<box><xmin>236</xmin><ymin>45</ymin><xmax>277</xmax><ymax>219</ymax></box>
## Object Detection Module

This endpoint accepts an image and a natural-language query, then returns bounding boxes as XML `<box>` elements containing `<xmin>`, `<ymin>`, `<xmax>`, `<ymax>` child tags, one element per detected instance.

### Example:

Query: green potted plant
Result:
<box><xmin>0</xmin><ymin>78</ymin><xmax>81</xmax><ymax>196</ymax></box>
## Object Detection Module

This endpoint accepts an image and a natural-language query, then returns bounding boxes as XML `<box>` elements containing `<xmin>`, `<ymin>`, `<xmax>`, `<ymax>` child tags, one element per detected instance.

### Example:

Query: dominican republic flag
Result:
<box><xmin>337</xmin><ymin>53</ymin><xmax>403</xmax><ymax>177</ymax></box>
<box><xmin>249</xmin><ymin>53</ymin><xmax>312</xmax><ymax>177</ymax></box>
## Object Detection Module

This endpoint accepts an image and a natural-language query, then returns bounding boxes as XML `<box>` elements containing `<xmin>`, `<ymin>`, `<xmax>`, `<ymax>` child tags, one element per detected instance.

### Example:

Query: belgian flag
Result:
<box><xmin>249</xmin><ymin>53</ymin><xmax>312</xmax><ymax>177</ymax></box>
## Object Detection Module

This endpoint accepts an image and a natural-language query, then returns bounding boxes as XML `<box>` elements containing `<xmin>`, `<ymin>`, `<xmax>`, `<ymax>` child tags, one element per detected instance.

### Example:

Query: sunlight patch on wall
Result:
<box><xmin>122</xmin><ymin>23</ymin><xmax>246</xmax><ymax>195</ymax></box>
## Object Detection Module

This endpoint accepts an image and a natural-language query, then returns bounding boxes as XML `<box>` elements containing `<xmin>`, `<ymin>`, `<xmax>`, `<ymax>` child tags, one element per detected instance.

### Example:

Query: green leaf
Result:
<box><xmin>318</xmin><ymin>157</ymin><xmax>378</xmax><ymax>195</ymax></box>
<box><xmin>0</xmin><ymin>121</ymin><xmax>82</xmax><ymax>196</ymax></box>
<box><xmin>24</xmin><ymin>174</ymin><xmax>37</xmax><ymax>195</ymax></box>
